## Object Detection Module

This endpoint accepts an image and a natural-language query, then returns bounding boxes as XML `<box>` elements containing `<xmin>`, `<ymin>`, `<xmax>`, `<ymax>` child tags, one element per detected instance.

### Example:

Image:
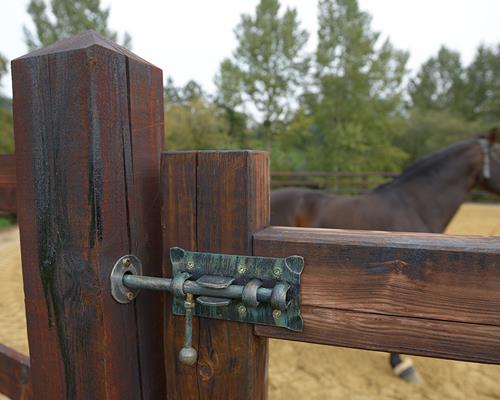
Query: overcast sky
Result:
<box><xmin>1</xmin><ymin>0</ymin><xmax>500</xmax><ymax>97</ymax></box>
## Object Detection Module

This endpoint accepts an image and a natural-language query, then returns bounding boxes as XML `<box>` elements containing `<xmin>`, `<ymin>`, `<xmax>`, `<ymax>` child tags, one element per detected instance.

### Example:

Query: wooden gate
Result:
<box><xmin>1</xmin><ymin>32</ymin><xmax>499</xmax><ymax>399</ymax></box>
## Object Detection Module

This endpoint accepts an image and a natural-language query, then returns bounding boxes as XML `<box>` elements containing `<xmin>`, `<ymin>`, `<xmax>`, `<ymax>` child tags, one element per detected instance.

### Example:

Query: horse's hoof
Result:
<box><xmin>393</xmin><ymin>358</ymin><xmax>424</xmax><ymax>384</ymax></box>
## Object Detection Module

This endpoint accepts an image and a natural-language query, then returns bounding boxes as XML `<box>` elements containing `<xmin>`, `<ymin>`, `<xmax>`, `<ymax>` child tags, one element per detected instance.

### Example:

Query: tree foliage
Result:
<box><xmin>399</xmin><ymin>110</ymin><xmax>492</xmax><ymax>164</ymax></box>
<box><xmin>0</xmin><ymin>53</ymin><xmax>7</xmax><ymax>89</ymax></box>
<box><xmin>0</xmin><ymin>53</ymin><xmax>13</xmax><ymax>153</ymax></box>
<box><xmin>215</xmin><ymin>0</ymin><xmax>309</xmax><ymax>150</ymax></box>
<box><xmin>164</xmin><ymin>79</ymin><xmax>235</xmax><ymax>151</ymax></box>
<box><xmin>0</xmin><ymin>109</ymin><xmax>14</xmax><ymax>153</ymax></box>
<box><xmin>465</xmin><ymin>45</ymin><xmax>500</xmax><ymax>121</ymax></box>
<box><xmin>409</xmin><ymin>46</ymin><xmax>466</xmax><ymax>114</ymax></box>
<box><xmin>300</xmin><ymin>0</ymin><xmax>409</xmax><ymax>172</ymax></box>
<box><xmin>23</xmin><ymin>0</ymin><xmax>131</xmax><ymax>50</ymax></box>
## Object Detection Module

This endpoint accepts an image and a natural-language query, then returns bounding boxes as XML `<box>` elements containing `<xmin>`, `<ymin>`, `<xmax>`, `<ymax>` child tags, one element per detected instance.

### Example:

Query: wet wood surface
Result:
<box><xmin>254</xmin><ymin>226</ymin><xmax>500</xmax><ymax>363</ymax></box>
<box><xmin>12</xmin><ymin>31</ymin><xmax>165</xmax><ymax>399</ymax></box>
<box><xmin>162</xmin><ymin>151</ymin><xmax>270</xmax><ymax>399</ymax></box>
<box><xmin>161</xmin><ymin>152</ymin><xmax>199</xmax><ymax>400</ymax></box>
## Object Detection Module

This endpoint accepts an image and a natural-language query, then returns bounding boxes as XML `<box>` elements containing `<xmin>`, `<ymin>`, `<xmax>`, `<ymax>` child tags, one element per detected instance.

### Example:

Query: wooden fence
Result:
<box><xmin>1</xmin><ymin>32</ymin><xmax>500</xmax><ymax>399</ymax></box>
<box><xmin>2</xmin><ymin>162</ymin><xmax>497</xmax><ymax>215</ymax></box>
<box><xmin>0</xmin><ymin>154</ymin><xmax>16</xmax><ymax>213</ymax></box>
<box><xmin>271</xmin><ymin>171</ymin><xmax>499</xmax><ymax>201</ymax></box>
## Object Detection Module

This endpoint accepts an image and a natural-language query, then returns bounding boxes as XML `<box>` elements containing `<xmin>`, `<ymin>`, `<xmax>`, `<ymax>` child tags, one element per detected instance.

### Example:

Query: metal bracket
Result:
<box><xmin>110</xmin><ymin>255</ymin><xmax>143</xmax><ymax>303</ymax></box>
<box><xmin>110</xmin><ymin>247</ymin><xmax>304</xmax><ymax>365</ymax></box>
<box><xmin>170</xmin><ymin>247</ymin><xmax>304</xmax><ymax>332</ymax></box>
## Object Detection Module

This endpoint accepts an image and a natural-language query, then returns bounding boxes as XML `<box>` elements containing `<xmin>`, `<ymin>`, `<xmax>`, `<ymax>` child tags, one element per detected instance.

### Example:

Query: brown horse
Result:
<box><xmin>270</xmin><ymin>130</ymin><xmax>500</xmax><ymax>382</ymax></box>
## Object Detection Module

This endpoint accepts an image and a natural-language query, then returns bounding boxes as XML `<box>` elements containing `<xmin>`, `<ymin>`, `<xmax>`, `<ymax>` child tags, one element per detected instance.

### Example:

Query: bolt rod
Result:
<box><xmin>123</xmin><ymin>274</ymin><xmax>273</xmax><ymax>303</ymax></box>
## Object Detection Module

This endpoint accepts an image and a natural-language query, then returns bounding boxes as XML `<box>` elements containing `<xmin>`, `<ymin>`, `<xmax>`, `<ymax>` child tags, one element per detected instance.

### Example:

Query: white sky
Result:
<box><xmin>1</xmin><ymin>0</ymin><xmax>500</xmax><ymax>97</ymax></box>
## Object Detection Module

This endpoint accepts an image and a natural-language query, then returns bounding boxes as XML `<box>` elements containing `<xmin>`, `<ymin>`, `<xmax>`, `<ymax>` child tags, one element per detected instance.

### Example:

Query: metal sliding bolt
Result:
<box><xmin>178</xmin><ymin>293</ymin><xmax>198</xmax><ymax>366</ymax></box>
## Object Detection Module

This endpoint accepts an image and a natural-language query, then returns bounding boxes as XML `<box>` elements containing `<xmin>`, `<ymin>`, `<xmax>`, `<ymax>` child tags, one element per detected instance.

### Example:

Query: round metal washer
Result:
<box><xmin>242</xmin><ymin>278</ymin><xmax>263</xmax><ymax>307</ymax></box>
<box><xmin>172</xmin><ymin>272</ymin><xmax>191</xmax><ymax>297</ymax></box>
<box><xmin>271</xmin><ymin>282</ymin><xmax>291</xmax><ymax>311</ymax></box>
<box><xmin>110</xmin><ymin>255</ymin><xmax>143</xmax><ymax>304</ymax></box>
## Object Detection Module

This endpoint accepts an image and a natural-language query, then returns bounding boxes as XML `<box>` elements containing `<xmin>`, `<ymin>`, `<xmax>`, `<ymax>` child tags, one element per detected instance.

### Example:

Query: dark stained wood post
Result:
<box><xmin>162</xmin><ymin>151</ymin><xmax>270</xmax><ymax>399</ymax></box>
<box><xmin>12</xmin><ymin>31</ymin><xmax>165</xmax><ymax>399</ymax></box>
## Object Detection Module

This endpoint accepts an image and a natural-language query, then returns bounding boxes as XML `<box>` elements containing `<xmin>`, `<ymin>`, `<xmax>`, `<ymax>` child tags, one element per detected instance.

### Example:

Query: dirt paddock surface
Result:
<box><xmin>0</xmin><ymin>203</ymin><xmax>499</xmax><ymax>399</ymax></box>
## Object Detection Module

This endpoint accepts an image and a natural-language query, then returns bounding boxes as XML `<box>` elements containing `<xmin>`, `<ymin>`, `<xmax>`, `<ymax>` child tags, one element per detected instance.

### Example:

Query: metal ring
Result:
<box><xmin>110</xmin><ymin>255</ymin><xmax>143</xmax><ymax>304</ymax></box>
<box><xmin>242</xmin><ymin>279</ymin><xmax>263</xmax><ymax>307</ymax></box>
<box><xmin>172</xmin><ymin>272</ymin><xmax>191</xmax><ymax>298</ymax></box>
<box><xmin>271</xmin><ymin>282</ymin><xmax>290</xmax><ymax>311</ymax></box>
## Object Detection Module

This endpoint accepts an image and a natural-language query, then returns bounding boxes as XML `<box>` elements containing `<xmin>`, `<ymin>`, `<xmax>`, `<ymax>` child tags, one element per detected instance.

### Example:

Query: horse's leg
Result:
<box><xmin>389</xmin><ymin>353</ymin><xmax>424</xmax><ymax>384</ymax></box>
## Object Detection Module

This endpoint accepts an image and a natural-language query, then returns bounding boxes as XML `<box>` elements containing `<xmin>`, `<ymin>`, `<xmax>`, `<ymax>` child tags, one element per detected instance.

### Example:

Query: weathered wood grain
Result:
<box><xmin>126</xmin><ymin>53</ymin><xmax>166</xmax><ymax>399</ymax></box>
<box><xmin>12</xmin><ymin>31</ymin><xmax>164</xmax><ymax>399</ymax></box>
<box><xmin>254</xmin><ymin>226</ymin><xmax>500</xmax><ymax>363</ymax></box>
<box><xmin>161</xmin><ymin>151</ymin><xmax>270</xmax><ymax>399</ymax></box>
<box><xmin>161</xmin><ymin>151</ymin><xmax>200</xmax><ymax>400</ymax></box>
<box><xmin>0</xmin><ymin>344</ymin><xmax>31</xmax><ymax>400</ymax></box>
<box><xmin>196</xmin><ymin>151</ymin><xmax>269</xmax><ymax>399</ymax></box>
<box><xmin>255</xmin><ymin>226</ymin><xmax>500</xmax><ymax>324</ymax></box>
<box><xmin>256</xmin><ymin>306</ymin><xmax>500</xmax><ymax>364</ymax></box>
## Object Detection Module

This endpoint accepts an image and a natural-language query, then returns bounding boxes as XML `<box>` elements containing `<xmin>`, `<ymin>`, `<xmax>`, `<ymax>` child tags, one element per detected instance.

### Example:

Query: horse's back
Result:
<box><xmin>270</xmin><ymin>188</ymin><xmax>328</xmax><ymax>227</ymax></box>
<box><xmin>270</xmin><ymin>187</ymin><xmax>428</xmax><ymax>231</ymax></box>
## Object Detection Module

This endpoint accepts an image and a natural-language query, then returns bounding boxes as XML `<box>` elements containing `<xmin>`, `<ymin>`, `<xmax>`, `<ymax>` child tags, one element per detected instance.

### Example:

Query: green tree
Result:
<box><xmin>0</xmin><ymin>52</ymin><xmax>14</xmax><ymax>153</ymax></box>
<box><xmin>304</xmin><ymin>0</ymin><xmax>409</xmax><ymax>172</ymax></box>
<box><xmin>215</xmin><ymin>0</ymin><xmax>309</xmax><ymax>150</ymax></box>
<box><xmin>465</xmin><ymin>44</ymin><xmax>500</xmax><ymax>121</ymax></box>
<box><xmin>165</xmin><ymin>98</ymin><xmax>236</xmax><ymax>151</ymax></box>
<box><xmin>400</xmin><ymin>110</ymin><xmax>495</xmax><ymax>164</ymax></box>
<box><xmin>0</xmin><ymin>109</ymin><xmax>14</xmax><ymax>153</ymax></box>
<box><xmin>23</xmin><ymin>0</ymin><xmax>131</xmax><ymax>50</ymax></box>
<box><xmin>409</xmin><ymin>46</ymin><xmax>466</xmax><ymax>113</ymax></box>
<box><xmin>0</xmin><ymin>53</ymin><xmax>7</xmax><ymax>89</ymax></box>
<box><xmin>164</xmin><ymin>79</ymin><xmax>235</xmax><ymax>150</ymax></box>
<box><xmin>164</xmin><ymin>77</ymin><xmax>182</xmax><ymax>104</ymax></box>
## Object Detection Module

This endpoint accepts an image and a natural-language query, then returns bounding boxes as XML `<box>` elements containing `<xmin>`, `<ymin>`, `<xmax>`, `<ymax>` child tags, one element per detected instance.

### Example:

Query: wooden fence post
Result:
<box><xmin>12</xmin><ymin>31</ymin><xmax>165</xmax><ymax>399</ymax></box>
<box><xmin>162</xmin><ymin>151</ymin><xmax>270</xmax><ymax>399</ymax></box>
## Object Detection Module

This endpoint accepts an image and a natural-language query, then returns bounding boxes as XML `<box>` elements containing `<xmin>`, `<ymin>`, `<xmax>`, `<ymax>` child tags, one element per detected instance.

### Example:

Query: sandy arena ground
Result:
<box><xmin>0</xmin><ymin>203</ymin><xmax>499</xmax><ymax>399</ymax></box>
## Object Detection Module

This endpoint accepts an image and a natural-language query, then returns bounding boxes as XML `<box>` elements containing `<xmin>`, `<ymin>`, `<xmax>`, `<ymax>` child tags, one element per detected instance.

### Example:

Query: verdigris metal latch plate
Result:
<box><xmin>170</xmin><ymin>247</ymin><xmax>304</xmax><ymax>331</ymax></box>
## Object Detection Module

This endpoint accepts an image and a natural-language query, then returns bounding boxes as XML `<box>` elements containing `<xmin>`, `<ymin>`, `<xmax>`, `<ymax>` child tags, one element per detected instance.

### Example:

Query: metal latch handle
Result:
<box><xmin>110</xmin><ymin>248</ymin><xmax>304</xmax><ymax>366</ymax></box>
<box><xmin>178</xmin><ymin>293</ymin><xmax>197</xmax><ymax>365</ymax></box>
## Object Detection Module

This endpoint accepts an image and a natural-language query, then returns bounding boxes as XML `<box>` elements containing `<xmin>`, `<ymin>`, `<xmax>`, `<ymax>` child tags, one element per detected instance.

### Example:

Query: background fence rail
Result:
<box><xmin>271</xmin><ymin>171</ymin><xmax>498</xmax><ymax>201</ymax></box>
<box><xmin>0</xmin><ymin>158</ymin><xmax>498</xmax><ymax>215</ymax></box>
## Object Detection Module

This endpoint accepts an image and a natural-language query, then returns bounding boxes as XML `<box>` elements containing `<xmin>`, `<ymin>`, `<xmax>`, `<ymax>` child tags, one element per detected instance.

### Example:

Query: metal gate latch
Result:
<box><xmin>110</xmin><ymin>247</ymin><xmax>304</xmax><ymax>365</ymax></box>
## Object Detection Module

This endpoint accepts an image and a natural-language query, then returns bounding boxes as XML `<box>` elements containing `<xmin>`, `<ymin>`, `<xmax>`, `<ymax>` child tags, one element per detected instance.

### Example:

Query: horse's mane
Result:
<box><xmin>374</xmin><ymin>139</ymin><xmax>475</xmax><ymax>191</ymax></box>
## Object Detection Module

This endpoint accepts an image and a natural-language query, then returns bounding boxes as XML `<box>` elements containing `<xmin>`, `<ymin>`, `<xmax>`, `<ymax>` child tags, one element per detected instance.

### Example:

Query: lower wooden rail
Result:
<box><xmin>0</xmin><ymin>344</ymin><xmax>31</xmax><ymax>399</ymax></box>
<box><xmin>254</xmin><ymin>226</ymin><xmax>500</xmax><ymax>364</ymax></box>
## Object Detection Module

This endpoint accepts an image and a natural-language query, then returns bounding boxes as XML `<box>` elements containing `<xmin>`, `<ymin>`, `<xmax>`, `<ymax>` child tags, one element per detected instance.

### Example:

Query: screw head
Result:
<box><xmin>186</xmin><ymin>261</ymin><xmax>194</xmax><ymax>270</ymax></box>
<box><xmin>126</xmin><ymin>291</ymin><xmax>135</xmax><ymax>301</ymax></box>
<box><xmin>272</xmin><ymin>267</ymin><xmax>282</xmax><ymax>278</ymax></box>
<box><xmin>272</xmin><ymin>309</ymin><xmax>282</xmax><ymax>320</ymax></box>
<box><xmin>237</xmin><ymin>264</ymin><xmax>246</xmax><ymax>274</ymax></box>
<box><xmin>238</xmin><ymin>304</ymin><xmax>247</xmax><ymax>317</ymax></box>
<box><xmin>122</xmin><ymin>258</ymin><xmax>131</xmax><ymax>268</ymax></box>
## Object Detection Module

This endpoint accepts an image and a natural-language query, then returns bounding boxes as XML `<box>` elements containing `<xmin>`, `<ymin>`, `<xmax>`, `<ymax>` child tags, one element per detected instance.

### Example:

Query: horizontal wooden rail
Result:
<box><xmin>0</xmin><ymin>344</ymin><xmax>31</xmax><ymax>399</ymax></box>
<box><xmin>0</xmin><ymin>155</ymin><xmax>15</xmax><ymax>187</ymax></box>
<box><xmin>272</xmin><ymin>171</ymin><xmax>398</xmax><ymax>177</ymax></box>
<box><xmin>0</xmin><ymin>154</ymin><xmax>17</xmax><ymax>213</ymax></box>
<box><xmin>254</xmin><ymin>226</ymin><xmax>500</xmax><ymax>364</ymax></box>
<box><xmin>271</xmin><ymin>171</ymin><xmax>499</xmax><ymax>201</ymax></box>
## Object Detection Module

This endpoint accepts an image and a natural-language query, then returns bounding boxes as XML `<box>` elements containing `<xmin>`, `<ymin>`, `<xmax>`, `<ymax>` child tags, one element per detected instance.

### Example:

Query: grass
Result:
<box><xmin>0</xmin><ymin>214</ymin><xmax>16</xmax><ymax>229</ymax></box>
